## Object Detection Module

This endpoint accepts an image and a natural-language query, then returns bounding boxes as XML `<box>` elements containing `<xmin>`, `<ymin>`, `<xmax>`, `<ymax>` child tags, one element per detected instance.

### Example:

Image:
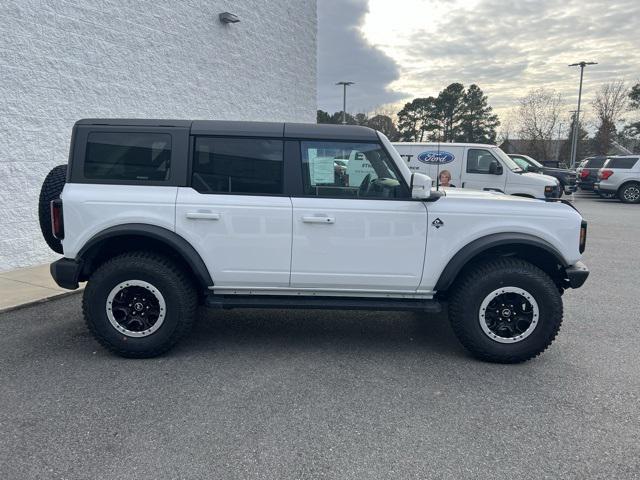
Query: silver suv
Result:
<box><xmin>594</xmin><ymin>156</ymin><xmax>640</xmax><ymax>203</ymax></box>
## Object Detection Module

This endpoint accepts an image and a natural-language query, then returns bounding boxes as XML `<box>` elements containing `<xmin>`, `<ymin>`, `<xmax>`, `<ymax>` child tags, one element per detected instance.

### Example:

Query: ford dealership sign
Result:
<box><xmin>417</xmin><ymin>151</ymin><xmax>455</xmax><ymax>165</ymax></box>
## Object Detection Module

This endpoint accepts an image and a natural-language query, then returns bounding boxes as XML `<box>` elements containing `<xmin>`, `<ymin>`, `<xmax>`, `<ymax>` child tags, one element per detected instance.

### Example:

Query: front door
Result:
<box><xmin>461</xmin><ymin>147</ymin><xmax>507</xmax><ymax>192</ymax></box>
<box><xmin>290</xmin><ymin>140</ymin><xmax>428</xmax><ymax>293</ymax></box>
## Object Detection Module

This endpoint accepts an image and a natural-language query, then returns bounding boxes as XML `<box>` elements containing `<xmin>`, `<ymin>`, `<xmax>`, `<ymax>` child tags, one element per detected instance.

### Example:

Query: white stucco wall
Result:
<box><xmin>0</xmin><ymin>0</ymin><xmax>317</xmax><ymax>272</ymax></box>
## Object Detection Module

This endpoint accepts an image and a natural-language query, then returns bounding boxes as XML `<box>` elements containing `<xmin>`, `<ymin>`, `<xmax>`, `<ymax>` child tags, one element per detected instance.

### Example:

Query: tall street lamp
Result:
<box><xmin>336</xmin><ymin>81</ymin><xmax>355</xmax><ymax>124</ymax></box>
<box><xmin>568</xmin><ymin>61</ymin><xmax>597</xmax><ymax>168</ymax></box>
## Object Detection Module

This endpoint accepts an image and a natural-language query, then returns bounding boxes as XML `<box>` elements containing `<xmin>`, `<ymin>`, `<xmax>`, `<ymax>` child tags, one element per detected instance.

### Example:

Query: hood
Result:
<box><xmin>519</xmin><ymin>172</ymin><xmax>559</xmax><ymax>185</ymax></box>
<box><xmin>542</xmin><ymin>166</ymin><xmax>574</xmax><ymax>174</ymax></box>
<box><xmin>440</xmin><ymin>187</ymin><xmax>540</xmax><ymax>203</ymax></box>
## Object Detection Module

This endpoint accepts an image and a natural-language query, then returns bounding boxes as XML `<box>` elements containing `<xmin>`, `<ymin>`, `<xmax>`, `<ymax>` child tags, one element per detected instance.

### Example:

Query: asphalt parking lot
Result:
<box><xmin>1</xmin><ymin>192</ymin><xmax>639</xmax><ymax>480</ymax></box>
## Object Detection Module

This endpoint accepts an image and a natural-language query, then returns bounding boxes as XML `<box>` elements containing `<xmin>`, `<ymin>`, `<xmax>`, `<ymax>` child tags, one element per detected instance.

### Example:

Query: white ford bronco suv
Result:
<box><xmin>40</xmin><ymin>119</ymin><xmax>589</xmax><ymax>363</ymax></box>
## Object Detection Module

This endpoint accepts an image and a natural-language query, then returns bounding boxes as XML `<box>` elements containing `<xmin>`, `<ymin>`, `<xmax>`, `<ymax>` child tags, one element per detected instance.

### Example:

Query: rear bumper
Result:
<box><xmin>577</xmin><ymin>180</ymin><xmax>595</xmax><ymax>190</ymax></box>
<box><xmin>50</xmin><ymin>258</ymin><xmax>82</xmax><ymax>290</ymax></box>
<box><xmin>564</xmin><ymin>181</ymin><xmax>577</xmax><ymax>193</ymax></box>
<box><xmin>593</xmin><ymin>183</ymin><xmax>617</xmax><ymax>195</ymax></box>
<box><xmin>565</xmin><ymin>261</ymin><xmax>589</xmax><ymax>289</ymax></box>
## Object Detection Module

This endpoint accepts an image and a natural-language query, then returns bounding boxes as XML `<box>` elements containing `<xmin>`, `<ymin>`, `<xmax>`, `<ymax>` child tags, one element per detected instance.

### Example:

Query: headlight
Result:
<box><xmin>544</xmin><ymin>185</ymin><xmax>556</xmax><ymax>197</ymax></box>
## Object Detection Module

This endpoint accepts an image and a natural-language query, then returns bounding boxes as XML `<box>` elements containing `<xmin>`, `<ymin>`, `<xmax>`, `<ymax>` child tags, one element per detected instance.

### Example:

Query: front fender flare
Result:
<box><xmin>434</xmin><ymin>232</ymin><xmax>568</xmax><ymax>291</ymax></box>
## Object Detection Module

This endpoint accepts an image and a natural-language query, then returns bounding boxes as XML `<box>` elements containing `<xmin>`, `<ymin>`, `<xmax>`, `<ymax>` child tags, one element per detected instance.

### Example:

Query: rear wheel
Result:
<box><xmin>449</xmin><ymin>258</ymin><xmax>563</xmax><ymax>363</ymax></box>
<box><xmin>618</xmin><ymin>182</ymin><xmax>640</xmax><ymax>204</ymax></box>
<box><xmin>83</xmin><ymin>252</ymin><xmax>198</xmax><ymax>358</ymax></box>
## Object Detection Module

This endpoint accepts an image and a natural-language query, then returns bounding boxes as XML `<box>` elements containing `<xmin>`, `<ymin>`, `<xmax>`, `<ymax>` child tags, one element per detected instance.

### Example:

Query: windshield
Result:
<box><xmin>378</xmin><ymin>132</ymin><xmax>412</xmax><ymax>185</ymax></box>
<box><xmin>526</xmin><ymin>156</ymin><xmax>544</xmax><ymax>168</ymax></box>
<box><xmin>511</xmin><ymin>156</ymin><xmax>531</xmax><ymax>171</ymax></box>
<box><xmin>492</xmin><ymin>147</ymin><xmax>523</xmax><ymax>172</ymax></box>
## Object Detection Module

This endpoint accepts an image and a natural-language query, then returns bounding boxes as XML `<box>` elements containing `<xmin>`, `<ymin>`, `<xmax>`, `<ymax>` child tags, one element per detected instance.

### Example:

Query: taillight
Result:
<box><xmin>579</xmin><ymin>221</ymin><xmax>587</xmax><ymax>254</ymax></box>
<box><xmin>580</xmin><ymin>169</ymin><xmax>589</xmax><ymax>179</ymax></box>
<box><xmin>50</xmin><ymin>199</ymin><xmax>64</xmax><ymax>239</ymax></box>
<box><xmin>599</xmin><ymin>169</ymin><xmax>613</xmax><ymax>180</ymax></box>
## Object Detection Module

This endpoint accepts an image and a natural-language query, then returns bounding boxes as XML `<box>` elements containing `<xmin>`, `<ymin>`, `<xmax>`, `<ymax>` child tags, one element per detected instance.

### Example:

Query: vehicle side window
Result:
<box><xmin>192</xmin><ymin>137</ymin><xmax>284</xmax><ymax>195</ymax></box>
<box><xmin>300</xmin><ymin>141</ymin><xmax>408</xmax><ymax>199</ymax></box>
<box><xmin>467</xmin><ymin>149</ymin><xmax>498</xmax><ymax>174</ymax></box>
<box><xmin>606</xmin><ymin>158</ymin><xmax>639</xmax><ymax>169</ymax></box>
<box><xmin>85</xmin><ymin>132</ymin><xmax>171</xmax><ymax>181</ymax></box>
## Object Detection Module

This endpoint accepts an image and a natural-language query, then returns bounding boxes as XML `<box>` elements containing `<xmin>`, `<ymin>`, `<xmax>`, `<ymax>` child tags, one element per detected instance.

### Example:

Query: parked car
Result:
<box><xmin>393</xmin><ymin>142</ymin><xmax>561</xmax><ymax>199</ymax></box>
<box><xmin>576</xmin><ymin>156</ymin><xmax>607</xmax><ymax>191</ymax></box>
<box><xmin>508</xmin><ymin>154</ymin><xmax>577</xmax><ymax>195</ymax></box>
<box><xmin>40</xmin><ymin>119</ymin><xmax>589</xmax><ymax>363</ymax></box>
<box><xmin>594</xmin><ymin>156</ymin><xmax>640</xmax><ymax>203</ymax></box>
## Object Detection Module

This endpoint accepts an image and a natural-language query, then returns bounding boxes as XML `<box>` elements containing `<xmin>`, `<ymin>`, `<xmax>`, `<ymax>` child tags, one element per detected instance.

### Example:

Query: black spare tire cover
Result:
<box><xmin>38</xmin><ymin>164</ymin><xmax>67</xmax><ymax>254</ymax></box>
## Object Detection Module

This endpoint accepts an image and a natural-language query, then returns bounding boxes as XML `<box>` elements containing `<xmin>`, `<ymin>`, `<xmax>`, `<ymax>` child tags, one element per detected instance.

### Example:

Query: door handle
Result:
<box><xmin>302</xmin><ymin>215</ymin><xmax>335</xmax><ymax>224</ymax></box>
<box><xmin>186</xmin><ymin>212</ymin><xmax>221</xmax><ymax>220</ymax></box>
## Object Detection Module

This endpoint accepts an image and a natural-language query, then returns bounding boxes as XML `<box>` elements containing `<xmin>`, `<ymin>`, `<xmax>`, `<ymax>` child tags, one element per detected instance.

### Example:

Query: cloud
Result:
<box><xmin>317</xmin><ymin>0</ymin><xmax>407</xmax><ymax>113</ymax></box>
<box><xmin>360</xmin><ymin>0</ymin><xmax>640</xmax><ymax>118</ymax></box>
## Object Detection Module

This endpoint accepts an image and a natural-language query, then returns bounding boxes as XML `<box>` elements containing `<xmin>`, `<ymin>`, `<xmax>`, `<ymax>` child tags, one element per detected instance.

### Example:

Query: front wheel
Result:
<box><xmin>83</xmin><ymin>252</ymin><xmax>198</xmax><ymax>358</ymax></box>
<box><xmin>448</xmin><ymin>258</ymin><xmax>563</xmax><ymax>363</ymax></box>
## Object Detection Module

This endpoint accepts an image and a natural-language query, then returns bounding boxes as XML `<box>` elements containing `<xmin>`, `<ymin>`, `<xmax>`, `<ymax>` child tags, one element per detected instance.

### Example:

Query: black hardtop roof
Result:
<box><xmin>76</xmin><ymin>118</ymin><xmax>193</xmax><ymax>128</ymax></box>
<box><xmin>75</xmin><ymin>119</ymin><xmax>379</xmax><ymax>141</ymax></box>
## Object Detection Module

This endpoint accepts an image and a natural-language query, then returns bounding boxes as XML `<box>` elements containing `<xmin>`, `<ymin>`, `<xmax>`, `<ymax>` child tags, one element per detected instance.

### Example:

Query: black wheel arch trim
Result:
<box><xmin>77</xmin><ymin>223</ymin><xmax>213</xmax><ymax>288</ymax></box>
<box><xmin>434</xmin><ymin>232</ymin><xmax>569</xmax><ymax>291</ymax></box>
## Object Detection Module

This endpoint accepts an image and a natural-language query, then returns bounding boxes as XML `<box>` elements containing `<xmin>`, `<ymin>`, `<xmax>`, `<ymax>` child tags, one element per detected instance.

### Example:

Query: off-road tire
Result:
<box><xmin>449</xmin><ymin>258</ymin><xmax>563</xmax><ymax>363</ymax></box>
<box><xmin>38</xmin><ymin>165</ymin><xmax>67</xmax><ymax>253</ymax></box>
<box><xmin>83</xmin><ymin>252</ymin><xmax>198</xmax><ymax>358</ymax></box>
<box><xmin>618</xmin><ymin>182</ymin><xmax>640</xmax><ymax>204</ymax></box>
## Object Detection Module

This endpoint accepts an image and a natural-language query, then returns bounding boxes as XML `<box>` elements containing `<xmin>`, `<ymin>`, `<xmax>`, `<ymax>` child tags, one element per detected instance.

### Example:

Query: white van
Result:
<box><xmin>392</xmin><ymin>142</ymin><xmax>560</xmax><ymax>199</ymax></box>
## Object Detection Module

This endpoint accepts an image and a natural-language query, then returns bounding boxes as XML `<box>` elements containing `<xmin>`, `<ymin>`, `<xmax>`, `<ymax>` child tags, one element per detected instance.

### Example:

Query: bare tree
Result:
<box><xmin>497</xmin><ymin>110</ymin><xmax>517</xmax><ymax>145</ymax></box>
<box><xmin>591</xmin><ymin>80</ymin><xmax>629</xmax><ymax>154</ymax></box>
<box><xmin>516</xmin><ymin>88</ymin><xmax>563</xmax><ymax>160</ymax></box>
<box><xmin>592</xmin><ymin>80</ymin><xmax>628</xmax><ymax>125</ymax></box>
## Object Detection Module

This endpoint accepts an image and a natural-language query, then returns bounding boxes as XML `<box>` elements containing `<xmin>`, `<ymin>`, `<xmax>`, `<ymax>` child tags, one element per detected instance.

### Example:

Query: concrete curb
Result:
<box><xmin>0</xmin><ymin>289</ymin><xmax>82</xmax><ymax>315</ymax></box>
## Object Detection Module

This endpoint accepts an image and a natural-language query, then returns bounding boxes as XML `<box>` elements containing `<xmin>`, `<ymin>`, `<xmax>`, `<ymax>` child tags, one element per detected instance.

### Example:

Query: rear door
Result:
<box><xmin>460</xmin><ymin>147</ymin><xmax>507</xmax><ymax>192</ymax></box>
<box><xmin>175</xmin><ymin>136</ymin><xmax>292</xmax><ymax>287</ymax></box>
<box><xmin>289</xmin><ymin>140</ymin><xmax>428</xmax><ymax>293</ymax></box>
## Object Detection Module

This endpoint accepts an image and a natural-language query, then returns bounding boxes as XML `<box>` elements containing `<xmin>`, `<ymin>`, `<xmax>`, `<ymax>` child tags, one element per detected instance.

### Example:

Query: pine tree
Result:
<box><xmin>435</xmin><ymin>83</ymin><xmax>465</xmax><ymax>141</ymax></box>
<box><xmin>397</xmin><ymin>97</ymin><xmax>439</xmax><ymax>141</ymax></box>
<box><xmin>456</xmin><ymin>84</ymin><xmax>500</xmax><ymax>143</ymax></box>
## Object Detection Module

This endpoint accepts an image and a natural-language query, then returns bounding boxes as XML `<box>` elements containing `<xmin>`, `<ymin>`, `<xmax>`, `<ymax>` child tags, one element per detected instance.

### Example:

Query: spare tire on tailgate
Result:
<box><xmin>38</xmin><ymin>165</ymin><xmax>67</xmax><ymax>254</ymax></box>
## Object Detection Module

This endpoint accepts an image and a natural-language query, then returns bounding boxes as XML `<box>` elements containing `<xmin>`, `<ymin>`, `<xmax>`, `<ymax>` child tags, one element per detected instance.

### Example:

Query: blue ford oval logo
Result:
<box><xmin>417</xmin><ymin>151</ymin><xmax>455</xmax><ymax>165</ymax></box>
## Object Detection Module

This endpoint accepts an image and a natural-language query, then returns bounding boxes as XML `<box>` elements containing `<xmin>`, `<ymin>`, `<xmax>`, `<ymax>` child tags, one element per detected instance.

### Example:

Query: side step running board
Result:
<box><xmin>205</xmin><ymin>294</ymin><xmax>442</xmax><ymax>313</ymax></box>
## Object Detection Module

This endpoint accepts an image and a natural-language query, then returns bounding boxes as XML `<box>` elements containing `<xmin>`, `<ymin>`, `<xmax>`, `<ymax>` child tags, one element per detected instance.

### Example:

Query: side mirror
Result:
<box><xmin>489</xmin><ymin>160</ymin><xmax>503</xmax><ymax>175</ymax></box>
<box><xmin>411</xmin><ymin>173</ymin><xmax>433</xmax><ymax>199</ymax></box>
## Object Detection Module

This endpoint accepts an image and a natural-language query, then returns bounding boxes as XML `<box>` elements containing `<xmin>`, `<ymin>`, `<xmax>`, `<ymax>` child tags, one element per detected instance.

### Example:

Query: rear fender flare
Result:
<box><xmin>77</xmin><ymin>223</ymin><xmax>213</xmax><ymax>288</ymax></box>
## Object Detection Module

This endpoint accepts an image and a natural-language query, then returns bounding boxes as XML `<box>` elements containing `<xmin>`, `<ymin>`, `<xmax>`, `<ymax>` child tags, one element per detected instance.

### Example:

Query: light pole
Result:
<box><xmin>568</xmin><ymin>61</ymin><xmax>597</xmax><ymax>168</ymax></box>
<box><xmin>336</xmin><ymin>81</ymin><xmax>354</xmax><ymax>124</ymax></box>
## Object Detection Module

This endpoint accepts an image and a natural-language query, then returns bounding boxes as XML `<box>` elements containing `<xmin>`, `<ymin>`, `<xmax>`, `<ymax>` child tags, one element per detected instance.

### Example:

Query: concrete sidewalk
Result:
<box><xmin>0</xmin><ymin>264</ymin><xmax>81</xmax><ymax>312</ymax></box>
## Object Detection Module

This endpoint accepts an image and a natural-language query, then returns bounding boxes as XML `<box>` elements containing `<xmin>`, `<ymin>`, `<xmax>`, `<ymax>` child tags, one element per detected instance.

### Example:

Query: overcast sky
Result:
<box><xmin>317</xmin><ymin>0</ymin><xmax>640</xmax><ymax>123</ymax></box>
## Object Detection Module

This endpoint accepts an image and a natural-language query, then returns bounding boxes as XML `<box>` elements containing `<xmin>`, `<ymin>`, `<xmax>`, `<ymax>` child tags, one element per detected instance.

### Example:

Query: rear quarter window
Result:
<box><xmin>84</xmin><ymin>132</ymin><xmax>171</xmax><ymax>181</ymax></box>
<box><xmin>605</xmin><ymin>158</ymin><xmax>639</xmax><ymax>169</ymax></box>
<box><xmin>586</xmin><ymin>158</ymin><xmax>606</xmax><ymax>168</ymax></box>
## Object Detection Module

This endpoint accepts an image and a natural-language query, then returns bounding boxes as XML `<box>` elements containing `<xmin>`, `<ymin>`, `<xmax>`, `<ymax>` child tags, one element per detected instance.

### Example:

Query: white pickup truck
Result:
<box><xmin>40</xmin><ymin>120</ymin><xmax>589</xmax><ymax>363</ymax></box>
